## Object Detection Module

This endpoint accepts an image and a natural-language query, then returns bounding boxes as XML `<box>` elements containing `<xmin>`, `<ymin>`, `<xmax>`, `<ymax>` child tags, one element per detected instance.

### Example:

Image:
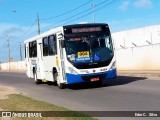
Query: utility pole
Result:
<box><xmin>0</xmin><ymin>61</ymin><xmax>1</xmax><ymax>70</ymax></box>
<box><xmin>19</xmin><ymin>43</ymin><xmax>22</xmax><ymax>61</ymax></box>
<box><xmin>7</xmin><ymin>34</ymin><xmax>10</xmax><ymax>70</ymax></box>
<box><xmin>91</xmin><ymin>0</ymin><xmax>96</xmax><ymax>23</ymax></box>
<box><xmin>37</xmin><ymin>13</ymin><xmax>40</xmax><ymax>34</ymax></box>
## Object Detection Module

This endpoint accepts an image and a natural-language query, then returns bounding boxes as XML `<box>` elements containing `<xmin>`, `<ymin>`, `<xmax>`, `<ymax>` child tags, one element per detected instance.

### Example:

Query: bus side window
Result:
<box><xmin>24</xmin><ymin>44</ymin><xmax>26</xmax><ymax>58</ymax></box>
<box><xmin>48</xmin><ymin>35</ymin><xmax>57</xmax><ymax>55</ymax></box>
<box><xmin>32</xmin><ymin>41</ymin><xmax>37</xmax><ymax>57</ymax></box>
<box><xmin>105</xmin><ymin>36</ymin><xmax>112</xmax><ymax>50</ymax></box>
<box><xmin>29</xmin><ymin>42</ymin><xmax>33</xmax><ymax>58</ymax></box>
<box><xmin>43</xmin><ymin>37</ymin><xmax>49</xmax><ymax>56</ymax></box>
<box><xmin>29</xmin><ymin>41</ymin><xmax>37</xmax><ymax>58</ymax></box>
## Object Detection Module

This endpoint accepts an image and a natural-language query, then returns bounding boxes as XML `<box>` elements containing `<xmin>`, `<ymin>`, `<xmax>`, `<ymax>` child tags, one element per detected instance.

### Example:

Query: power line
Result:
<box><xmin>41</xmin><ymin>0</ymin><xmax>113</xmax><ymax>31</ymax></box>
<box><xmin>1</xmin><ymin>0</ymin><xmax>119</xmax><ymax>62</ymax></box>
<box><xmin>14</xmin><ymin>0</ymin><xmax>119</xmax><ymax>41</ymax></box>
<box><xmin>13</xmin><ymin>20</ymin><xmax>37</xmax><ymax>43</ymax></box>
<box><xmin>39</xmin><ymin>0</ymin><xmax>92</xmax><ymax>21</ymax></box>
<box><xmin>41</xmin><ymin>0</ymin><xmax>118</xmax><ymax>31</ymax></box>
<box><xmin>11</xmin><ymin>1</ymin><xmax>94</xmax><ymax>40</ymax></box>
<box><xmin>11</xmin><ymin>1</ymin><xmax>92</xmax><ymax>43</ymax></box>
<box><xmin>94</xmin><ymin>0</ymin><xmax>119</xmax><ymax>14</ymax></box>
<box><xmin>62</xmin><ymin>0</ymin><xmax>119</xmax><ymax>26</ymax></box>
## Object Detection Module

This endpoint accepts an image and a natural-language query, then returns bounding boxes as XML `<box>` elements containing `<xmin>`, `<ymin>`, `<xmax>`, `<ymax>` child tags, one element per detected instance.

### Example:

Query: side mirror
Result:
<box><xmin>60</xmin><ymin>40</ymin><xmax>65</xmax><ymax>48</ymax></box>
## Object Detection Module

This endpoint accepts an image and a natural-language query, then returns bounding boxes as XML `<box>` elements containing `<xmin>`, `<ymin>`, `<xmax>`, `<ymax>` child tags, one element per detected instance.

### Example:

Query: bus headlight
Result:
<box><xmin>68</xmin><ymin>67</ymin><xmax>78</xmax><ymax>75</ymax></box>
<box><xmin>110</xmin><ymin>61</ymin><xmax>116</xmax><ymax>70</ymax></box>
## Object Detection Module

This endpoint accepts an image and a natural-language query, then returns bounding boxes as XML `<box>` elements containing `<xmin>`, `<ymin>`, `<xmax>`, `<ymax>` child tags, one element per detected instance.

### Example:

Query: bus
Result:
<box><xmin>24</xmin><ymin>23</ymin><xmax>116</xmax><ymax>89</ymax></box>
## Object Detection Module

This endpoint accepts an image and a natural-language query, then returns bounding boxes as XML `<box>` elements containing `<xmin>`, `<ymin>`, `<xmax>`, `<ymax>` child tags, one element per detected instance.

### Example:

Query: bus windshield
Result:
<box><xmin>65</xmin><ymin>33</ymin><xmax>114</xmax><ymax>69</ymax></box>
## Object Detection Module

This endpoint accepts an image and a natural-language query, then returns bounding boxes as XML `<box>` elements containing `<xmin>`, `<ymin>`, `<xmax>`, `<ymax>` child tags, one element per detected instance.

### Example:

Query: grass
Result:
<box><xmin>0</xmin><ymin>94</ymin><xmax>97</xmax><ymax>120</ymax></box>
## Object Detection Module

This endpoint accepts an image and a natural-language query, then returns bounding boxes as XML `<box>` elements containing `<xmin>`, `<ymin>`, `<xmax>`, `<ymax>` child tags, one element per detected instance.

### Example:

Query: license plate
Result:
<box><xmin>90</xmin><ymin>77</ymin><xmax>99</xmax><ymax>81</ymax></box>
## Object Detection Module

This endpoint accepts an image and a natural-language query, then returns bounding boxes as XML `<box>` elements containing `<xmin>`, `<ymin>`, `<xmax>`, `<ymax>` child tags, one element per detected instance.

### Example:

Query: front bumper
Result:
<box><xmin>66</xmin><ymin>68</ymin><xmax>117</xmax><ymax>84</ymax></box>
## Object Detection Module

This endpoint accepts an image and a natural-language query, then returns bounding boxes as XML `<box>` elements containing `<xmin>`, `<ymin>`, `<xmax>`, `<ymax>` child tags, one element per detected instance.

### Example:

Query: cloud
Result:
<box><xmin>118</xmin><ymin>0</ymin><xmax>153</xmax><ymax>10</ymax></box>
<box><xmin>0</xmin><ymin>23</ymin><xmax>31</xmax><ymax>61</ymax></box>
<box><xmin>0</xmin><ymin>22</ymin><xmax>54</xmax><ymax>61</ymax></box>
<box><xmin>0</xmin><ymin>22</ymin><xmax>57</xmax><ymax>45</ymax></box>
<box><xmin>118</xmin><ymin>1</ymin><xmax>130</xmax><ymax>11</ymax></box>
<box><xmin>0</xmin><ymin>23</ymin><xmax>39</xmax><ymax>43</ymax></box>
<box><xmin>0</xmin><ymin>23</ymin><xmax>25</xmax><ymax>36</ymax></box>
<box><xmin>133</xmin><ymin>0</ymin><xmax>153</xmax><ymax>8</ymax></box>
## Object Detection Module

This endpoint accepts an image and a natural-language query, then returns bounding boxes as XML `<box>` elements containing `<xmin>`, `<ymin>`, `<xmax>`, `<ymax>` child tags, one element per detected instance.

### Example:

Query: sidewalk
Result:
<box><xmin>118</xmin><ymin>70</ymin><xmax>160</xmax><ymax>78</ymax></box>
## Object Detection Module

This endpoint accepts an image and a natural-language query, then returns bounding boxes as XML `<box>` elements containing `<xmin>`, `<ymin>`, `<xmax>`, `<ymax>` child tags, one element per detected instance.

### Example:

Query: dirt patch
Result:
<box><xmin>118</xmin><ymin>71</ymin><xmax>160</xmax><ymax>79</ymax></box>
<box><xmin>0</xmin><ymin>85</ymin><xmax>18</xmax><ymax>100</ymax></box>
<box><xmin>0</xmin><ymin>85</ymin><xmax>18</xmax><ymax>120</ymax></box>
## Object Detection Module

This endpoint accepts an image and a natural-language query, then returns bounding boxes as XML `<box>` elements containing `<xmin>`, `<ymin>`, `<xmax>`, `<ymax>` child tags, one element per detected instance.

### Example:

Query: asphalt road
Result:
<box><xmin>0</xmin><ymin>71</ymin><xmax>160</xmax><ymax>120</ymax></box>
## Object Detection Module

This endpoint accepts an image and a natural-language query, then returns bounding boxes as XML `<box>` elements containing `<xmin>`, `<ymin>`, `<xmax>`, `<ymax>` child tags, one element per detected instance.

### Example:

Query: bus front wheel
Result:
<box><xmin>56</xmin><ymin>74</ymin><xmax>65</xmax><ymax>89</ymax></box>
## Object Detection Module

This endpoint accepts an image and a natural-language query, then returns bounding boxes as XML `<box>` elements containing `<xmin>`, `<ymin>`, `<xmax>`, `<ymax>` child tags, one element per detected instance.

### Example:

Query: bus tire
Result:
<box><xmin>33</xmin><ymin>71</ymin><xmax>41</xmax><ymax>84</ymax></box>
<box><xmin>58</xmin><ymin>83</ymin><xmax>65</xmax><ymax>89</ymax></box>
<box><xmin>56</xmin><ymin>74</ymin><xmax>65</xmax><ymax>89</ymax></box>
<box><xmin>52</xmin><ymin>69</ymin><xmax>58</xmax><ymax>85</ymax></box>
<box><xmin>95</xmin><ymin>80</ymin><xmax>103</xmax><ymax>86</ymax></box>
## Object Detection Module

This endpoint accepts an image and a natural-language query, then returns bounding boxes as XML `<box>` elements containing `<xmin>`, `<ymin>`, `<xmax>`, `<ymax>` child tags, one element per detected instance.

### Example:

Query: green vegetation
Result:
<box><xmin>0</xmin><ymin>94</ymin><xmax>97</xmax><ymax>120</ymax></box>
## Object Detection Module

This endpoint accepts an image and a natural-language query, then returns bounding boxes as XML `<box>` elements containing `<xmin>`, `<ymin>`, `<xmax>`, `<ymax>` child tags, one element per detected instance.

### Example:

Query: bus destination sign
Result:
<box><xmin>72</xmin><ymin>26</ymin><xmax>102</xmax><ymax>33</ymax></box>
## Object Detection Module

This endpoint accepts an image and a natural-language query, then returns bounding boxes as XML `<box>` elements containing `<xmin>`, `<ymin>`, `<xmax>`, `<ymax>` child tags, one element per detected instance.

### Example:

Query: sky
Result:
<box><xmin>0</xmin><ymin>0</ymin><xmax>160</xmax><ymax>62</ymax></box>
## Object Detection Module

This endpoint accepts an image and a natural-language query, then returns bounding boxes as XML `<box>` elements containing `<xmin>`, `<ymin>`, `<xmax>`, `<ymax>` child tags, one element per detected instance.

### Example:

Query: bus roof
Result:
<box><xmin>24</xmin><ymin>23</ymin><xmax>109</xmax><ymax>43</ymax></box>
<box><xmin>63</xmin><ymin>23</ymin><xmax>108</xmax><ymax>28</ymax></box>
<box><xmin>24</xmin><ymin>26</ymin><xmax>62</xmax><ymax>43</ymax></box>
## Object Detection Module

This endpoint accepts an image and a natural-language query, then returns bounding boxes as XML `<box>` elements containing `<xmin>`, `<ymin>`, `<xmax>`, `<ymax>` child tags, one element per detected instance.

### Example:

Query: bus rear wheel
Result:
<box><xmin>33</xmin><ymin>71</ymin><xmax>41</xmax><ymax>84</ymax></box>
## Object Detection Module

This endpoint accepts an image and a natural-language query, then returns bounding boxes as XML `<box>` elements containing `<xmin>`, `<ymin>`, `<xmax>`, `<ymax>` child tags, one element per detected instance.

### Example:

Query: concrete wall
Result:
<box><xmin>0</xmin><ymin>61</ymin><xmax>25</xmax><ymax>71</ymax></box>
<box><xmin>0</xmin><ymin>44</ymin><xmax>160</xmax><ymax>71</ymax></box>
<box><xmin>116</xmin><ymin>44</ymin><xmax>160</xmax><ymax>70</ymax></box>
<box><xmin>0</xmin><ymin>25</ymin><xmax>160</xmax><ymax>71</ymax></box>
<box><xmin>112</xmin><ymin>24</ymin><xmax>160</xmax><ymax>70</ymax></box>
<box><xmin>112</xmin><ymin>25</ymin><xmax>160</xmax><ymax>49</ymax></box>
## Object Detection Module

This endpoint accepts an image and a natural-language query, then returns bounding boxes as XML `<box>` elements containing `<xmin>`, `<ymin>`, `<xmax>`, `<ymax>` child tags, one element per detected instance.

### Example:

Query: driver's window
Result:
<box><xmin>105</xmin><ymin>36</ymin><xmax>112</xmax><ymax>50</ymax></box>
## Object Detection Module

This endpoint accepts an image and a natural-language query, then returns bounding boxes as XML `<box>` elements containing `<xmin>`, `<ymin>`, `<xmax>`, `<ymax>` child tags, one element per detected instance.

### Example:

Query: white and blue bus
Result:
<box><xmin>24</xmin><ymin>23</ymin><xmax>116</xmax><ymax>89</ymax></box>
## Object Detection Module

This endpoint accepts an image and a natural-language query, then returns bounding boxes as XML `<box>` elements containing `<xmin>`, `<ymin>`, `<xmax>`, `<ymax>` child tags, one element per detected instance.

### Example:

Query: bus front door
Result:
<box><xmin>56</xmin><ymin>32</ymin><xmax>66</xmax><ymax>85</ymax></box>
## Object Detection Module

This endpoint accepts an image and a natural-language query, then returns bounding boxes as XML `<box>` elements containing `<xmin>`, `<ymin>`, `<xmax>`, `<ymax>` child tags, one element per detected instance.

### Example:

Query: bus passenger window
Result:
<box><xmin>49</xmin><ymin>35</ymin><xmax>56</xmax><ymax>55</ymax></box>
<box><xmin>29</xmin><ymin>41</ymin><xmax>37</xmax><ymax>58</ymax></box>
<box><xmin>43</xmin><ymin>37</ymin><xmax>49</xmax><ymax>56</ymax></box>
<box><xmin>29</xmin><ymin>42</ymin><xmax>32</xmax><ymax>58</ymax></box>
<box><xmin>24</xmin><ymin>44</ymin><xmax>26</xmax><ymax>58</ymax></box>
<box><xmin>32</xmin><ymin>41</ymin><xmax>37</xmax><ymax>57</ymax></box>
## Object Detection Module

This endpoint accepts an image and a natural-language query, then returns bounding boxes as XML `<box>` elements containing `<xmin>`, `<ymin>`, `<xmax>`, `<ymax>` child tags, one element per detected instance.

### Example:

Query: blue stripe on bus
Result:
<box><xmin>66</xmin><ymin>68</ymin><xmax>117</xmax><ymax>84</ymax></box>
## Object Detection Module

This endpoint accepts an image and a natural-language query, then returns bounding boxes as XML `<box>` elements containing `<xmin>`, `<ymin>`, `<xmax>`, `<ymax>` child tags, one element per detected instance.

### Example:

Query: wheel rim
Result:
<box><xmin>56</xmin><ymin>75</ymin><xmax>60</xmax><ymax>87</ymax></box>
<box><xmin>34</xmin><ymin>72</ymin><xmax>37</xmax><ymax>82</ymax></box>
<box><xmin>53</xmin><ymin>73</ymin><xmax>58</xmax><ymax>81</ymax></box>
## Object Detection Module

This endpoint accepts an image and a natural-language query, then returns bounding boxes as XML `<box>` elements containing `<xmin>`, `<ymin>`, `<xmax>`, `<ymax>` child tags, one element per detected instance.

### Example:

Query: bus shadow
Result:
<box><xmin>68</xmin><ymin>75</ymin><xmax>147</xmax><ymax>90</ymax></box>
